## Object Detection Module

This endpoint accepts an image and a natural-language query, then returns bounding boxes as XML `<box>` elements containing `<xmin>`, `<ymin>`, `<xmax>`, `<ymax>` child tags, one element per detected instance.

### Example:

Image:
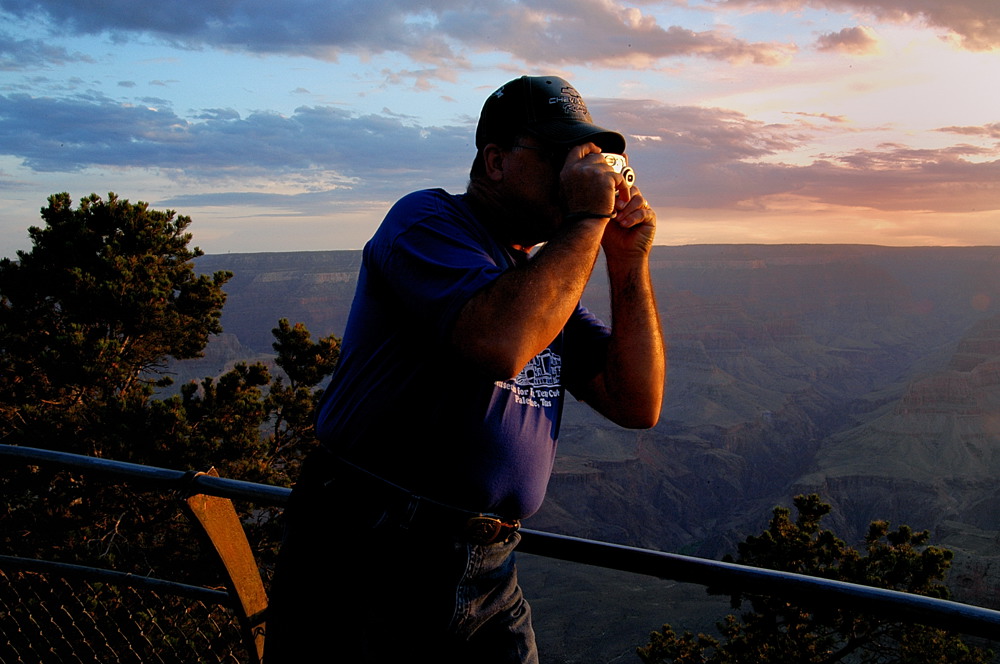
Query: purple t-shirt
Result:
<box><xmin>315</xmin><ymin>189</ymin><xmax>610</xmax><ymax>519</ymax></box>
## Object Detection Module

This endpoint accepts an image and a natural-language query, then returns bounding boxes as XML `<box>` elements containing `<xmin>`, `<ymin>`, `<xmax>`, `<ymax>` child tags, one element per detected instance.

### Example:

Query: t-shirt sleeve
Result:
<box><xmin>368</xmin><ymin>191</ymin><xmax>506</xmax><ymax>341</ymax></box>
<box><xmin>562</xmin><ymin>304</ymin><xmax>611</xmax><ymax>395</ymax></box>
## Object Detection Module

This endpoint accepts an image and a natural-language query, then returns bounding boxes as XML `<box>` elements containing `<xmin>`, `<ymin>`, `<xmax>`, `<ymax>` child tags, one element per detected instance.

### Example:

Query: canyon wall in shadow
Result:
<box><xmin>186</xmin><ymin>245</ymin><xmax>1000</xmax><ymax>646</ymax></box>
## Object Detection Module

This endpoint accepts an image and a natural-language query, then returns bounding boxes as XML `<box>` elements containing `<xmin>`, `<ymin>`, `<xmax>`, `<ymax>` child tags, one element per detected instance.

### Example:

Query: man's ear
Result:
<box><xmin>482</xmin><ymin>143</ymin><xmax>505</xmax><ymax>182</ymax></box>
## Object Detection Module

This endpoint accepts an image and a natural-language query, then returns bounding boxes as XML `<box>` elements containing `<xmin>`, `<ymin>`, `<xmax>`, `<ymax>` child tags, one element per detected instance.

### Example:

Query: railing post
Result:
<box><xmin>182</xmin><ymin>467</ymin><xmax>268</xmax><ymax>664</ymax></box>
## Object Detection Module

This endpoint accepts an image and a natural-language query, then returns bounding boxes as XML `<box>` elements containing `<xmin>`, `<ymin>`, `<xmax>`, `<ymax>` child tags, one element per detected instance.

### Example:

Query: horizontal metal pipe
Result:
<box><xmin>0</xmin><ymin>555</ymin><xmax>230</xmax><ymax>605</ymax></box>
<box><xmin>5</xmin><ymin>444</ymin><xmax>1000</xmax><ymax>640</ymax></box>
<box><xmin>517</xmin><ymin>529</ymin><xmax>1000</xmax><ymax>641</ymax></box>
<box><xmin>1</xmin><ymin>444</ymin><xmax>291</xmax><ymax>504</ymax></box>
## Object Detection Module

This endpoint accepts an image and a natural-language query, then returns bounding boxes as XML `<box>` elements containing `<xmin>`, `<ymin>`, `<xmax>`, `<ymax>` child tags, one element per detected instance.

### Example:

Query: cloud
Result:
<box><xmin>784</xmin><ymin>111</ymin><xmax>849</xmax><ymax>123</ymax></box>
<box><xmin>937</xmin><ymin>123</ymin><xmax>1000</xmax><ymax>140</ymax></box>
<box><xmin>815</xmin><ymin>25</ymin><xmax>880</xmax><ymax>54</ymax></box>
<box><xmin>721</xmin><ymin>0</ymin><xmax>1000</xmax><ymax>51</ymax></box>
<box><xmin>1</xmin><ymin>90</ymin><xmax>997</xmax><ymax>236</ymax></box>
<box><xmin>0</xmin><ymin>0</ymin><xmax>793</xmax><ymax>68</ymax></box>
<box><xmin>795</xmin><ymin>146</ymin><xmax>1000</xmax><ymax>212</ymax></box>
<box><xmin>589</xmin><ymin>97</ymin><xmax>1000</xmax><ymax>215</ymax></box>
<box><xmin>437</xmin><ymin>2</ymin><xmax>794</xmax><ymax>66</ymax></box>
<box><xmin>380</xmin><ymin>68</ymin><xmax>461</xmax><ymax>91</ymax></box>
<box><xmin>0</xmin><ymin>91</ymin><xmax>474</xmax><ymax>200</ymax></box>
<box><xmin>192</xmin><ymin>108</ymin><xmax>241</xmax><ymax>121</ymax></box>
<box><xmin>0</xmin><ymin>30</ymin><xmax>94</xmax><ymax>70</ymax></box>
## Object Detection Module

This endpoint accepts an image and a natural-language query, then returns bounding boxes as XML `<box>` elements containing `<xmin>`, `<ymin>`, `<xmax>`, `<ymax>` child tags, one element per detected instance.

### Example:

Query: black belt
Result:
<box><xmin>320</xmin><ymin>451</ymin><xmax>520</xmax><ymax>546</ymax></box>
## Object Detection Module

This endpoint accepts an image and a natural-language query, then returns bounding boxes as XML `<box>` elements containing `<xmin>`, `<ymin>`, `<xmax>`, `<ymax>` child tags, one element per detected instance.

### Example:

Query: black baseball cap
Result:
<box><xmin>475</xmin><ymin>76</ymin><xmax>626</xmax><ymax>154</ymax></box>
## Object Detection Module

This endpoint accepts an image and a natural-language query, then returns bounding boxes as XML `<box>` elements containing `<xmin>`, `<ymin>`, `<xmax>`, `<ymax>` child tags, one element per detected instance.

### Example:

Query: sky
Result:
<box><xmin>0</xmin><ymin>0</ymin><xmax>998</xmax><ymax>254</ymax></box>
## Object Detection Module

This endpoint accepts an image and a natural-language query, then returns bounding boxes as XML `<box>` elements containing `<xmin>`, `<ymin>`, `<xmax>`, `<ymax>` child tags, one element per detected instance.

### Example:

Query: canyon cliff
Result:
<box><xmin>187</xmin><ymin>244</ymin><xmax>1000</xmax><ymax>658</ymax></box>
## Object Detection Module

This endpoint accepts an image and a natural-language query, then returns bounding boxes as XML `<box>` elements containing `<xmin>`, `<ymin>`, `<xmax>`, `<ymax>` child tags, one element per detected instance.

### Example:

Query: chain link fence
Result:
<box><xmin>0</xmin><ymin>567</ymin><xmax>247</xmax><ymax>664</ymax></box>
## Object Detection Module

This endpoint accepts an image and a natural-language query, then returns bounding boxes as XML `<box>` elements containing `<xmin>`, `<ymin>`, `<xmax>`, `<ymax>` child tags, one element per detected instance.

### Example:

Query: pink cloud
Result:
<box><xmin>937</xmin><ymin>123</ymin><xmax>1000</xmax><ymax>140</ymax></box>
<box><xmin>440</xmin><ymin>3</ymin><xmax>796</xmax><ymax>67</ymax></box>
<box><xmin>815</xmin><ymin>26</ymin><xmax>880</xmax><ymax>54</ymax></box>
<box><xmin>592</xmin><ymin>98</ymin><xmax>1000</xmax><ymax>220</ymax></box>
<box><xmin>723</xmin><ymin>0</ymin><xmax>1000</xmax><ymax>51</ymax></box>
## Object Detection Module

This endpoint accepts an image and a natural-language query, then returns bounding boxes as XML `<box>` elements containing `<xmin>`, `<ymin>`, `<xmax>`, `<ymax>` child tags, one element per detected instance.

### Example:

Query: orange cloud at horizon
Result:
<box><xmin>661</xmin><ymin>195</ymin><xmax>1000</xmax><ymax>247</ymax></box>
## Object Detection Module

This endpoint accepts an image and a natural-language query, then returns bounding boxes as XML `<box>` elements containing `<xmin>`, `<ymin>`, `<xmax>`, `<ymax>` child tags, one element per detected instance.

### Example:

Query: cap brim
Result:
<box><xmin>528</xmin><ymin>120</ymin><xmax>627</xmax><ymax>154</ymax></box>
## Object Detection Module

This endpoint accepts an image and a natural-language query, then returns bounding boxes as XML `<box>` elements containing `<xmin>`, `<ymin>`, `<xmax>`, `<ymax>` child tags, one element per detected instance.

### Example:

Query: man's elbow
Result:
<box><xmin>600</xmin><ymin>393</ymin><xmax>662</xmax><ymax>429</ymax></box>
<box><xmin>458</xmin><ymin>340</ymin><xmax>537</xmax><ymax>382</ymax></box>
<box><xmin>616</xmin><ymin>407</ymin><xmax>661</xmax><ymax>430</ymax></box>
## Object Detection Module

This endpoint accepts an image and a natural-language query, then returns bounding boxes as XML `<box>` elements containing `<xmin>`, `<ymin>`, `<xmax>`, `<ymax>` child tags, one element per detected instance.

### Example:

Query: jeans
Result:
<box><xmin>264</xmin><ymin>452</ymin><xmax>539</xmax><ymax>663</ymax></box>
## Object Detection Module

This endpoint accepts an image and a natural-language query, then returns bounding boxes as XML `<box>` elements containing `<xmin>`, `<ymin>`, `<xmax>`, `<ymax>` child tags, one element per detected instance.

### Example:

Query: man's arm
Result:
<box><xmin>571</xmin><ymin>179</ymin><xmax>665</xmax><ymax>428</ymax></box>
<box><xmin>450</xmin><ymin>214</ymin><xmax>609</xmax><ymax>380</ymax></box>
<box><xmin>451</xmin><ymin>142</ymin><xmax>665</xmax><ymax>428</ymax></box>
<box><xmin>451</xmin><ymin>142</ymin><xmax>627</xmax><ymax>379</ymax></box>
<box><xmin>453</xmin><ymin>203</ymin><xmax>664</xmax><ymax>427</ymax></box>
<box><xmin>579</xmin><ymin>253</ymin><xmax>665</xmax><ymax>429</ymax></box>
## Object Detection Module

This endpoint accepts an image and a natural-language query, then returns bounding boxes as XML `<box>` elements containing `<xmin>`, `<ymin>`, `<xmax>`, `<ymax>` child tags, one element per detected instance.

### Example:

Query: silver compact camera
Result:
<box><xmin>603</xmin><ymin>153</ymin><xmax>636</xmax><ymax>187</ymax></box>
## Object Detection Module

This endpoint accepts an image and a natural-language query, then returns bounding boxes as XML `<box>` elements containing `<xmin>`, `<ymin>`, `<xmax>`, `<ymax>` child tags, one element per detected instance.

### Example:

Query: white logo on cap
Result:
<box><xmin>547</xmin><ymin>86</ymin><xmax>587</xmax><ymax>116</ymax></box>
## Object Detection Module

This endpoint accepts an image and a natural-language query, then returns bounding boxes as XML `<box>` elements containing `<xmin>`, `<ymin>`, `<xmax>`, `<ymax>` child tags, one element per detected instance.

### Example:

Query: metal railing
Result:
<box><xmin>3</xmin><ymin>443</ymin><xmax>1000</xmax><ymax>659</ymax></box>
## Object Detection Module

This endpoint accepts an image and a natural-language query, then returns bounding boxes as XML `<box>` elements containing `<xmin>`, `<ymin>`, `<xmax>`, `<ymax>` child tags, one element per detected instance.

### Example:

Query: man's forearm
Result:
<box><xmin>588</xmin><ymin>255</ymin><xmax>665</xmax><ymax>428</ymax></box>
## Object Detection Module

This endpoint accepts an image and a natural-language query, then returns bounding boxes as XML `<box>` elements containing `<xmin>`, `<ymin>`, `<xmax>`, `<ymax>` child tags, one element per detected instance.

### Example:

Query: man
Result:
<box><xmin>264</xmin><ymin>75</ymin><xmax>665</xmax><ymax>663</ymax></box>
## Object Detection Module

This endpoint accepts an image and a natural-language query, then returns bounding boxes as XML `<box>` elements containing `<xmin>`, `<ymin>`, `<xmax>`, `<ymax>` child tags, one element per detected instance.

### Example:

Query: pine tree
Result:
<box><xmin>0</xmin><ymin>192</ymin><xmax>230</xmax><ymax>455</ymax></box>
<box><xmin>638</xmin><ymin>494</ymin><xmax>992</xmax><ymax>664</ymax></box>
<box><xmin>0</xmin><ymin>192</ymin><xmax>339</xmax><ymax>579</ymax></box>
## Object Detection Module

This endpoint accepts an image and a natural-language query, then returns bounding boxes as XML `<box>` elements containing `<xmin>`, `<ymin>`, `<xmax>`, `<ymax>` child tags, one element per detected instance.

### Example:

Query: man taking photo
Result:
<box><xmin>265</xmin><ymin>74</ymin><xmax>665</xmax><ymax>664</ymax></box>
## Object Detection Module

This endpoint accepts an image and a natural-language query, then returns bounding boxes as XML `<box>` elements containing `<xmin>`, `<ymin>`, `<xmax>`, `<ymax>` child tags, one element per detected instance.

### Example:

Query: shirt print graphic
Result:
<box><xmin>496</xmin><ymin>348</ymin><xmax>562</xmax><ymax>409</ymax></box>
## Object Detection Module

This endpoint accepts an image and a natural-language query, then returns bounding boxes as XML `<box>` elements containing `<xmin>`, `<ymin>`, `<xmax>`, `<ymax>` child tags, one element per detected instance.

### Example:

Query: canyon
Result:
<box><xmin>187</xmin><ymin>244</ymin><xmax>1000</xmax><ymax>661</ymax></box>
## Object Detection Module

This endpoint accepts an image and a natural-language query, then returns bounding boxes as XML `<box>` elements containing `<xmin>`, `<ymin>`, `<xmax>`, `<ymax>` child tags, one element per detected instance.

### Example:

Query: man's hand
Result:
<box><xmin>559</xmin><ymin>143</ymin><xmax>631</xmax><ymax>220</ymax></box>
<box><xmin>604</xmin><ymin>183</ymin><xmax>657</xmax><ymax>258</ymax></box>
<box><xmin>559</xmin><ymin>146</ymin><xmax>655</xmax><ymax>258</ymax></box>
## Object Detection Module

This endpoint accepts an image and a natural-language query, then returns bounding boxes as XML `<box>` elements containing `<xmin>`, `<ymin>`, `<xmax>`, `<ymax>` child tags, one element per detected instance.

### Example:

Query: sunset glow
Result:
<box><xmin>0</xmin><ymin>1</ymin><xmax>997</xmax><ymax>253</ymax></box>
